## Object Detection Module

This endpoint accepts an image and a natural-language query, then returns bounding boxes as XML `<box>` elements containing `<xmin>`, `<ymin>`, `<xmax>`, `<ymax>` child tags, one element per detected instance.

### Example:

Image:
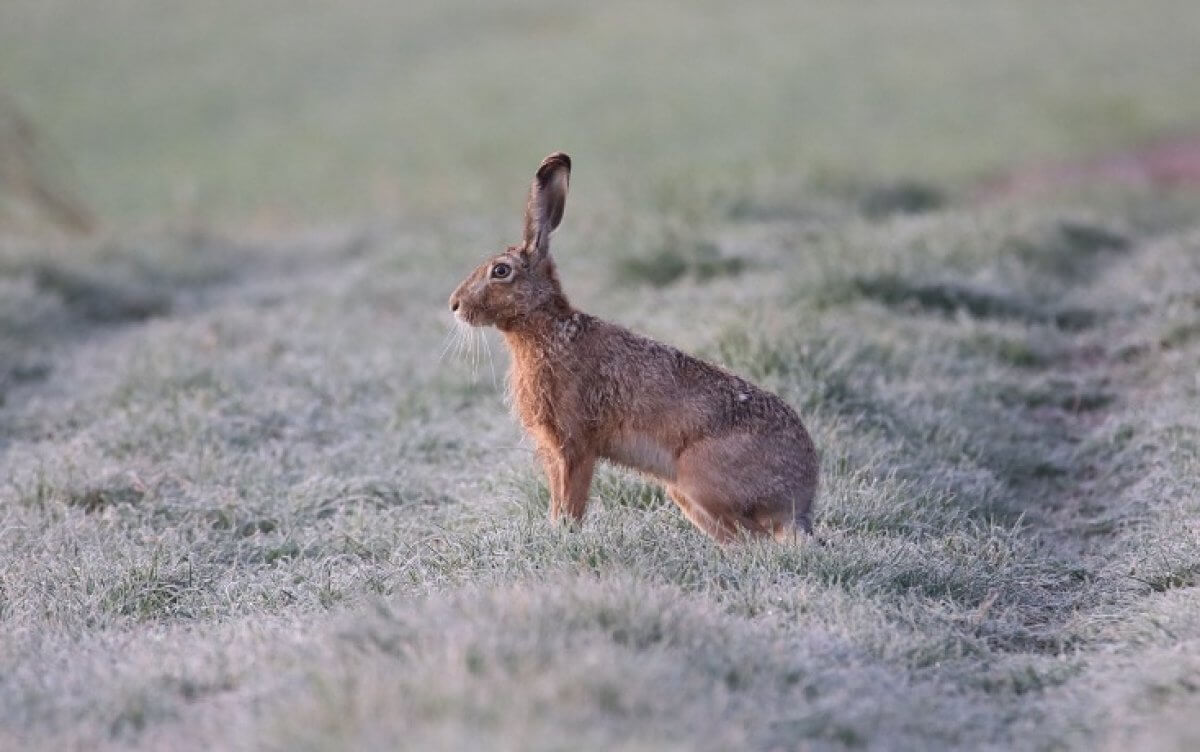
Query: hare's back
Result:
<box><xmin>582</xmin><ymin>320</ymin><xmax>802</xmax><ymax>435</ymax></box>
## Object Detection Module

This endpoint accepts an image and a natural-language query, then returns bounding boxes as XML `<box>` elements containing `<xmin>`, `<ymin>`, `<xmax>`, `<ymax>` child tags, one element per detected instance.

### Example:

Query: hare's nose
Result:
<box><xmin>449</xmin><ymin>297</ymin><xmax>460</xmax><ymax>313</ymax></box>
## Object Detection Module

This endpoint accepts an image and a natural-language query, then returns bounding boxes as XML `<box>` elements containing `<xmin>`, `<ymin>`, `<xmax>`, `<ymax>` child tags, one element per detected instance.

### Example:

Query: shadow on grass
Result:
<box><xmin>614</xmin><ymin>236</ymin><xmax>746</xmax><ymax>288</ymax></box>
<box><xmin>858</xmin><ymin>180</ymin><xmax>947</xmax><ymax>219</ymax></box>
<box><xmin>31</xmin><ymin>262</ymin><xmax>172</xmax><ymax>323</ymax></box>
<box><xmin>840</xmin><ymin>274</ymin><xmax>1105</xmax><ymax>331</ymax></box>
<box><xmin>0</xmin><ymin>232</ymin><xmax>247</xmax><ymax>341</ymax></box>
<box><xmin>1009</xmin><ymin>219</ymin><xmax>1131</xmax><ymax>282</ymax></box>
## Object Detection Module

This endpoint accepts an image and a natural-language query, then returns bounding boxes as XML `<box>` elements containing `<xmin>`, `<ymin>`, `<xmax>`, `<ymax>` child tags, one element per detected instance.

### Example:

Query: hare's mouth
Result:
<box><xmin>455</xmin><ymin>309</ymin><xmax>484</xmax><ymax>327</ymax></box>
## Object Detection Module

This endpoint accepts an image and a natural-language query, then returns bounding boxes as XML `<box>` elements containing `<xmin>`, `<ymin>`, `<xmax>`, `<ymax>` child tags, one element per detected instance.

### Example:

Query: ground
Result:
<box><xmin>2</xmin><ymin>1</ymin><xmax>1200</xmax><ymax>750</ymax></box>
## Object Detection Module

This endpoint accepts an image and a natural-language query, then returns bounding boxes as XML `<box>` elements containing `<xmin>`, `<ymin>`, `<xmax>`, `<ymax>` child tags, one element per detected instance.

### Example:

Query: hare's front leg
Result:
<box><xmin>535</xmin><ymin>444</ymin><xmax>565</xmax><ymax>519</ymax></box>
<box><xmin>560</xmin><ymin>451</ymin><xmax>596</xmax><ymax>523</ymax></box>
<box><xmin>539</xmin><ymin>443</ymin><xmax>595</xmax><ymax>524</ymax></box>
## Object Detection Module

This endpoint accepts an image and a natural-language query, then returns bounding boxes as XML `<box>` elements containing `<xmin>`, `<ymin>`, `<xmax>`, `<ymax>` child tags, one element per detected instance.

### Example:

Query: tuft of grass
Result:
<box><xmin>101</xmin><ymin>549</ymin><xmax>191</xmax><ymax>620</ymax></box>
<box><xmin>68</xmin><ymin>473</ymin><xmax>148</xmax><ymax>513</ymax></box>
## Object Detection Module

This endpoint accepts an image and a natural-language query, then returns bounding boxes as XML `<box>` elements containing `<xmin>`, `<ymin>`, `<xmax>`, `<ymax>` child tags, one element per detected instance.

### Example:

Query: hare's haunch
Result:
<box><xmin>449</xmin><ymin>153</ymin><xmax>818</xmax><ymax>543</ymax></box>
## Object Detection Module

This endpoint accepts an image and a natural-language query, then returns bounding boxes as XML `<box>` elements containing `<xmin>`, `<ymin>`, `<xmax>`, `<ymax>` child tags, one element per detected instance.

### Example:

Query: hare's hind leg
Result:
<box><xmin>667</xmin><ymin>486</ymin><xmax>773</xmax><ymax>543</ymax></box>
<box><xmin>676</xmin><ymin>432</ymin><xmax>818</xmax><ymax>542</ymax></box>
<box><xmin>753</xmin><ymin>510</ymin><xmax>812</xmax><ymax>543</ymax></box>
<box><xmin>753</xmin><ymin>473</ymin><xmax>818</xmax><ymax>544</ymax></box>
<box><xmin>673</xmin><ymin>434</ymin><xmax>814</xmax><ymax>543</ymax></box>
<box><xmin>666</xmin><ymin>486</ymin><xmax>738</xmax><ymax>543</ymax></box>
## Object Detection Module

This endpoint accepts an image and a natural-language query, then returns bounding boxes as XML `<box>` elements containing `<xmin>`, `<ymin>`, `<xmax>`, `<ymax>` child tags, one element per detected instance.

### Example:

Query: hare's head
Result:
<box><xmin>449</xmin><ymin>153</ymin><xmax>571</xmax><ymax>330</ymax></box>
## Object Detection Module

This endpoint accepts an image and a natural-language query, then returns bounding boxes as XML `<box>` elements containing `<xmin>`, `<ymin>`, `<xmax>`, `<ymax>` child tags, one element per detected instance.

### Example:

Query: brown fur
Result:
<box><xmin>449</xmin><ymin>152</ymin><xmax>819</xmax><ymax>542</ymax></box>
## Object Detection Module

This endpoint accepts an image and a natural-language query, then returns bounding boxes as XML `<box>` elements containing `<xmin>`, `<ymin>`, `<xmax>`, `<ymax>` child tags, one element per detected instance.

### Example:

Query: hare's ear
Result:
<box><xmin>521</xmin><ymin>152</ymin><xmax>571</xmax><ymax>261</ymax></box>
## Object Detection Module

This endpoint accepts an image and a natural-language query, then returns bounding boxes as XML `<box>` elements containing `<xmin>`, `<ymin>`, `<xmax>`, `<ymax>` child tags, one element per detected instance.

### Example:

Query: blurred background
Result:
<box><xmin>3</xmin><ymin>0</ymin><xmax>1200</xmax><ymax>233</ymax></box>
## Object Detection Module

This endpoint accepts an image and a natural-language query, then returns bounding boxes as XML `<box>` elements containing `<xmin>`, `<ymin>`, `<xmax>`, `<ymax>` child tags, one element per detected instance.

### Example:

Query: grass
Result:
<box><xmin>2</xmin><ymin>1</ymin><xmax>1200</xmax><ymax>750</ymax></box>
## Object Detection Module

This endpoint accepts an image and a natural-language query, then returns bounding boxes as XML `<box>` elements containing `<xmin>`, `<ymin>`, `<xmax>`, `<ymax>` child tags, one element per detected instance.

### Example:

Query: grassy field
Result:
<box><xmin>3</xmin><ymin>1</ymin><xmax>1200</xmax><ymax>749</ymax></box>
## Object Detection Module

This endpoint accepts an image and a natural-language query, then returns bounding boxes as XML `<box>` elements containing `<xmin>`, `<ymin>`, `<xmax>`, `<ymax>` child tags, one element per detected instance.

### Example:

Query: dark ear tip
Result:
<box><xmin>537</xmin><ymin>152</ymin><xmax>571</xmax><ymax>179</ymax></box>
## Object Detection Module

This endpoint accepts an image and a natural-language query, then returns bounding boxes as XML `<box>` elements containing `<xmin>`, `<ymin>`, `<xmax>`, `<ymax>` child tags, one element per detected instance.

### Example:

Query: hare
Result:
<box><xmin>449</xmin><ymin>152</ymin><xmax>819</xmax><ymax>542</ymax></box>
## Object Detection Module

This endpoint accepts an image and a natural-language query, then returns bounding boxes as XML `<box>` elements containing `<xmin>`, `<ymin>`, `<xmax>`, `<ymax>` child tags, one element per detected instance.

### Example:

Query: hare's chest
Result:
<box><xmin>508</xmin><ymin>359</ymin><xmax>559</xmax><ymax>432</ymax></box>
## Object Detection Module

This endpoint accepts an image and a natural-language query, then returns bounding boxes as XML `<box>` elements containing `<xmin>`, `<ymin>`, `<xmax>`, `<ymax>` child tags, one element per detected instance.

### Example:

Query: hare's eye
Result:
<box><xmin>491</xmin><ymin>263</ymin><xmax>512</xmax><ymax>279</ymax></box>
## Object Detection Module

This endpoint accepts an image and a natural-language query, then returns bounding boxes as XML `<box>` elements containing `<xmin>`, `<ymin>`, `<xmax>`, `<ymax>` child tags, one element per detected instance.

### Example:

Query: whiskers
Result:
<box><xmin>481</xmin><ymin>328</ymin><xmax>499</xmax><ymax>387</ymax></box>
<box><xmin>437</xmin><ymin>318</ymin><xmax>469</xmax><ymax>364</ymax></box>
<box><xmin>439</xmin><ymin>317</ymin><xmax>500</xmax><ymax>389</ymax></box>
